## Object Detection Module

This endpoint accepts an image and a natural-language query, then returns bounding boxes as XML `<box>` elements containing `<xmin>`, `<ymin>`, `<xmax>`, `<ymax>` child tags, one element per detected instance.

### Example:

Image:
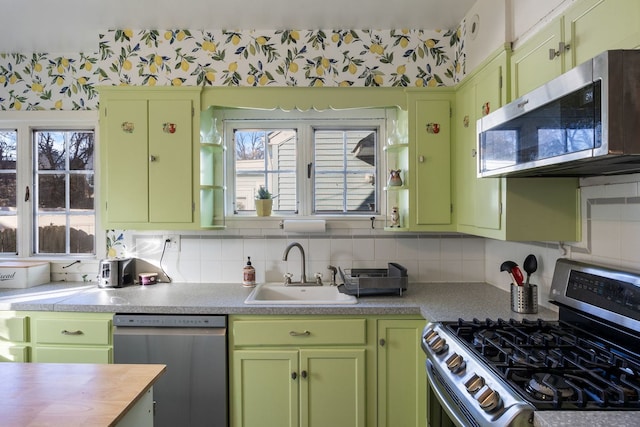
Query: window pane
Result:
<box><xmin>37</xmin><ymin>132</ymin><xmax>66</xmax><ymax>170</ymax></box>
<box><xmin>69</xmin><ymin>215</ymin><xmax>95</xmax><ymax>254</ymax></box>
<box><xmin>38</xmin><ymin>174</ymin><xmax>66</xmax><ymax>210</ymax></box>
<box><xmin>0</xmin><ymin>130</ymin><xmax>17</xmax><ymax>169</ymax></box>
<box><xmin>37</xmin><ymin>215</ymin><xmax>65</xmax><ymax>253</ymax></box>
<box><xmin>69</xmin><ymin>132</ymin><xmax>95</xmax><ymax>170</ymax></box>
<box><xmin>314</xmin><ymin>130</ymin><xmax>377</xmax><ymax>213</ymax></box>
<box><xmin>70</xmin><ymin>174</ymin><xmax>94</xmax><ymax>210</ymax></box>
<box><xmin>234</xmin><ymin>129</ymin><xmax>297</xmax><ymax>212</ymax></box>
<box><xmin>0</xmin><ymin>130</ymin><xmax>17</xmax><ymax>254</ymax></box>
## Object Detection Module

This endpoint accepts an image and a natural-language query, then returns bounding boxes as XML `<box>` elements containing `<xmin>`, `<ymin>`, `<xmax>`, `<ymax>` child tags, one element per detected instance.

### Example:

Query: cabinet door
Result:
<box><xmin>454</xmin><ymin>82</ymin><xmax>476</xmax><ymax>227</ymax></box>
<box><xmin>413</xmin><ymin>99</ymin><xmax>451</xmax><ymax>226</ymax></box>
<box><xmin>232</xmin><ymin>350</ymin><xmax>298</xmax><ymax>427</ymax></box>
<box><xmin>377</xmin><ymin>320</ymin><xmax>426</xmax><ymax>427</ymax></box>
<box><xmin>511</xmin><ymin>18</ymin><xmax>563</xmax><ymax>98</ymax></box>
<box><xmin>0</xmin><ymin>343</ymin><xmax>29</xmax><ymax>362</ymax></box>
<box><xmin>472</xmin><ymin>63</ymin><xmax>503</xmax><ymax>230</ymax></box>
<box><xmin>148</xmin><ymin>99</ymin><xmax>193</xmax><ymax>223</ymax></box>
<box><xmin>300</xmin><ymin>349</ymin><xmax>366</xmax><ymax>427</ymax></box>
<box><xmin>565</xmin><ymin>0</ymin><xmax>640</xmax><ymax>69</ymax></box>
<box><xmin>103</xmin><ymin>99</ymin><xmax>149</xmax><ymax>223</ymax></box>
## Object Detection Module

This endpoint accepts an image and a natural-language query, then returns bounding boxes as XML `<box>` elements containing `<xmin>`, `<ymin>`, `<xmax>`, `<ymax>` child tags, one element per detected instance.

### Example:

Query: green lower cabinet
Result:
<box><xmin>229</xmin><ymin>315</ymin><xmax>425</xmax><ymax>427</ymax></box>
<box><xmin>0</xmin><ymin>311</ymin><xmax>30</xmax><ymax>362</ymax></box>
<box><xmin>30</xmin><ymin>312</ymin><xmax>113</xmax><ymax>364</ymax></box>
<box><xmin>377</xmin><ymin>319</ymin><xmax>427</xmax><ymax>427</ymax></box>
<box><xmin>232</xmin><ymin>350</ymin><xmax>299</xmax><ymax>427</ymax></box>
<box><xmin>231</xmin><ymin>348</ymin><xmax>366</xmax><ymax>427</ymax></box>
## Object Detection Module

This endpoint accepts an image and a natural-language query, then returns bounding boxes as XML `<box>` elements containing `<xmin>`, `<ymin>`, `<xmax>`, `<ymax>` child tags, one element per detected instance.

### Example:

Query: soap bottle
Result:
<box><xmin>243</xmin><ymin>257</ymin><xmax>256</xmax><ymax>287</ymax></box>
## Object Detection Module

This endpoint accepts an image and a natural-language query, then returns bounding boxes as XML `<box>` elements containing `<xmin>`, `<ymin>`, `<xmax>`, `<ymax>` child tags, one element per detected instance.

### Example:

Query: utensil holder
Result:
<box><xmin>510</xmin><ymin>283</ymin><xmax>538</xmax><ymax>314</ymax></box>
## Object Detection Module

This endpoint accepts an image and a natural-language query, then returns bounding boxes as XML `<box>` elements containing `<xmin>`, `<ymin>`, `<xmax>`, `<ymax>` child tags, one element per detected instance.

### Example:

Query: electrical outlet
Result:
<box><xmin>163</xmin><ymin>234</ymin><xmax>180</xmax><ymax>252</ymax></box>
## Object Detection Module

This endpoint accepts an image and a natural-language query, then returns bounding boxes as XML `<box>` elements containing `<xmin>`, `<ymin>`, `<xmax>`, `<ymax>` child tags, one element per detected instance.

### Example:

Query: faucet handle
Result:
<box><xmin>314</xmin><ymin>272</ymin><xmax>323</xmax><ymax>286</ymax></box>
<box><xmin>327</xmin><ymin>265</ymin><xmax>337</xmax><ymax>286</ymax></box>
<box><xmin>284</xmin><ymin>273</ymin><xmax>293</xmax><ymax>285</ymax></box>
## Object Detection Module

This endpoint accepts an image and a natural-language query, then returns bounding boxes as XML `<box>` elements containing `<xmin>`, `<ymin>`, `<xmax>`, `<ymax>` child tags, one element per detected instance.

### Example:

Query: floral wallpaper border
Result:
<box><xmin>0</xmin><ymin>25</ymin><xmax>466</xmax><ymax>111</ymax></box>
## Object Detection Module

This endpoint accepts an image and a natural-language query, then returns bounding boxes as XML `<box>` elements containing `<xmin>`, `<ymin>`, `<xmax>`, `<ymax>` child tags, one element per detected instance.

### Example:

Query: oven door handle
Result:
<box><xmin>426</xmin><ymin>359</ymin><xmax>469</xmax><ymax>427</ymax></box>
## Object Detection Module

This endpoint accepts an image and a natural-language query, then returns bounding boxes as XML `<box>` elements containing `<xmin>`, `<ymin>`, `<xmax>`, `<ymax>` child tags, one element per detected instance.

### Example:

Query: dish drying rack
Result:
<box><xmin>338</xmin><ymin>263</ymin><xmax>408</xmax><ymax>296</ymax></box>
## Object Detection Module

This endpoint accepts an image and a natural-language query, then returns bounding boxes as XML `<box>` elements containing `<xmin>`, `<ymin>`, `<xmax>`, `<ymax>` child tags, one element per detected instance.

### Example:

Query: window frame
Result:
<box><xmin>222</xmin><ymin>108</ymin><xmax>392</xmax><ymax>218</ymax></box>
<box><xmin>0</xmin><ymin>111</ymin><xmax>102</xmax><ymax>260</ymax></box>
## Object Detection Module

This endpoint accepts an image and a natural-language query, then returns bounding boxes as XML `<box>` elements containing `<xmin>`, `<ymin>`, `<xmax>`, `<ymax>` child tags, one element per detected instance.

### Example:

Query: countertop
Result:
<box><xmin>4</xmin><ymin>281</ymin><xmax>636</xmax><ymax>427</ymax></box>
<box><xmin>0</xmin><ymin>362</ymin><xmax>165</xmax><ymax>426</ymax></box>
<box><xmin>0</xmin><ymin>281</ymin><xmax>558</xmax><ymax>321</ymax></box>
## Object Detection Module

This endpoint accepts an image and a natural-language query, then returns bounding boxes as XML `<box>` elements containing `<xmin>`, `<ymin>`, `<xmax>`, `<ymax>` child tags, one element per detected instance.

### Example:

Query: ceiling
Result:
<box><xmin>0</xmin><ymin>0</ymin><xmax>476</xmax><ymax>54</ymax></box>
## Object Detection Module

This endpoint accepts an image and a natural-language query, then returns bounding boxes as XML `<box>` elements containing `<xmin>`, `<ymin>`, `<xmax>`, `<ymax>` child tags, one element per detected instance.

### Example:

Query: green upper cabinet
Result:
<box><xmin>510</xmin><ymin>18</ymin><xmax>564</xmax><ymax>99</ymax></box>
<box><xmin>512</xmin><ymin>0</ymin><xmax>640</xmax><ymax>98</ymax></box>
<box><xmin>99</xmin><ymin>87</ymin><xmax>201</xmax><ymax>230</ymax></box>
<box><xmin>455</xmin><ymin>50</ymin><xmax>507</xmax><ymax>231</ymax></box>
<box><xmin>455</xmin><ymin>48</ymin><xmax>581</xmax><ymax>241</ymax></box>
<box><xmin>406</xmin><ymin>89</ymin><xmax>456</xmax><ymax>231</ymax></box>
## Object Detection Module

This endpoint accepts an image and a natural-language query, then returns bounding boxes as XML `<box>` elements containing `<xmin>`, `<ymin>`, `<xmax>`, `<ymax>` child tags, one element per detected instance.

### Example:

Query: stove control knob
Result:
<box><xmin>464</xmin><ymin>374</ymin><xmax>485</xmax><ymax>393</ymax></box>
<box><xmin>477</xmin><ymin>387</ymin><xmax>502</xmax><ymax>412</ymax></box>
<box><xmin>445</xmin><ymin>353</ymin><xmax>466</xmax><ymax>374</ymax></box>
<box><xmin>429</xmin><ymin>337</ymin><xmax>448</xmax><ymax>354</ymax></box>
<box><xmin>423</xmin><ymin>329</ymin><xmax>438</xmax><ymax>342</ymax></box>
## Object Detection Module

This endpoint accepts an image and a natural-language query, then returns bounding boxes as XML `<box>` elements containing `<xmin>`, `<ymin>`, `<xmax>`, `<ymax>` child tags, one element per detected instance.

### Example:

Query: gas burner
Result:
<box><xmin>526</xmin><ymin>373</ymin><xmax>575</xmax><ymax>401</ymax></box>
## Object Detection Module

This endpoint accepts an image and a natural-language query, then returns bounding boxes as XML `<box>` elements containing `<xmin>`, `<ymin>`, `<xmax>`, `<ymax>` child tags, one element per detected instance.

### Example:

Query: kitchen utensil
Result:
<box><xmin>511</xmin><ymin>266</ymin><xmax>524</xmax><ymax>286</ymax></box>
<box><xmin>523</xmin><ymin>254</ymin><xmax>538</xmax><ymax>286</ymax></box>
<box><xmin>500</xmin><ymin>261</ymin><xmax>523</xmax><ymax>286</ymax></box>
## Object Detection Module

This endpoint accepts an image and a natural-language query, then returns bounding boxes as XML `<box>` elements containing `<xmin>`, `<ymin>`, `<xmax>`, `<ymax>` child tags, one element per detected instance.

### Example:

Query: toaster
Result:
<box><xmin>98</xmin><ymin>258</ymin><xmax>134</xmax><ymax>288</ymax></box>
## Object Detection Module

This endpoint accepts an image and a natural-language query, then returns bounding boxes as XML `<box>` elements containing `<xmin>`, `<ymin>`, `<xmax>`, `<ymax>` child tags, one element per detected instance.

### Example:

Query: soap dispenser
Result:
<box><xmin>243</xmin><ymin>257</ymin><xmax>256</xmax><ymax>287</ymax></box>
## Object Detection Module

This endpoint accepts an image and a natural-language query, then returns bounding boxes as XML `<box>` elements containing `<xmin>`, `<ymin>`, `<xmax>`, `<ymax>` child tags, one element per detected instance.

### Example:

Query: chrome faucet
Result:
<box><xmin>282</xmin><ymin>242</ymin><xmax>308</xmax><ymax>284</ymax></box>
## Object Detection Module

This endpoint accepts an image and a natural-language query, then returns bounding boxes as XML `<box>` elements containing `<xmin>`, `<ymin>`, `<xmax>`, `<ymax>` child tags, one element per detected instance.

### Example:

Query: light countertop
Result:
<box><xmin>0</xmin><ymin>281</ymin><xmax>558</xmax><ymax>321</ymax></box>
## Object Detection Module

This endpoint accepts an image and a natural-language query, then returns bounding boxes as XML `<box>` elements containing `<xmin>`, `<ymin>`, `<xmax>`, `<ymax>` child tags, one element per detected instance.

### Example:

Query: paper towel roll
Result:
<box><xmin>282</xmin><ymin>219</ymin><xmax>326</xmax><ymax>233</ymax></box>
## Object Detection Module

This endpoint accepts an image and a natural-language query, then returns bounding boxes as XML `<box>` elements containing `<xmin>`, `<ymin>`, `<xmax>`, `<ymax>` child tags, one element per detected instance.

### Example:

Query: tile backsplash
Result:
<box><xmin>127</xmin><ymin>233</ymin><xmax>486</xmax><ymax>285</ymax></box>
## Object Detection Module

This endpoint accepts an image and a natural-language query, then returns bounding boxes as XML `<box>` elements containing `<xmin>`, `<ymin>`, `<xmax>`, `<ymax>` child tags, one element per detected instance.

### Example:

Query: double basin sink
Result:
<box><xmin>245</xmin><ymin>282</ymin><xmax>357</xmax><ymax>305</ymax></box>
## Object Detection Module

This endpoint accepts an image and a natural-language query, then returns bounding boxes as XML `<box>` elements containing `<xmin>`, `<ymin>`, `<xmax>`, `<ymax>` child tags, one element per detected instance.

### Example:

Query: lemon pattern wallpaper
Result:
<box><xmin>0</xmin><ymin>26</ymin><xmax>465</xmax><ymax>111</ymax></box>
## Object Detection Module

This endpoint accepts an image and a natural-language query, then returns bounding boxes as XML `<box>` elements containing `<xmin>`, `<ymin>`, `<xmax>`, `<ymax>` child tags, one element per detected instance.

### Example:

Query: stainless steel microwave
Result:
<box><xmin>477</xmin><ymin>50</ymin><xmax>640</xmax><ymax>178</ymax></box>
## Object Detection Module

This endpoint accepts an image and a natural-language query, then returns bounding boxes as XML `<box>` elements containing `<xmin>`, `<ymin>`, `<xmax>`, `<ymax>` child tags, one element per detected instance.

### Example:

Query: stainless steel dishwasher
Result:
<box><xmin>113</xmin><ymin>314</ymin><xmax>227</xmax><ymax>427</ymax></box>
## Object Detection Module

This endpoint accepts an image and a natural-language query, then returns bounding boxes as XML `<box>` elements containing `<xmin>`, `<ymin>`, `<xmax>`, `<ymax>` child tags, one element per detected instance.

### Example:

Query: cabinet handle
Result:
<box><xmin>289</xmin><ymin>330</ymin><xmax>310</xmax><ymax>337</ymax></box>
<box><xmin>471</xmin><ymin>148</ymin><xmax>477</xmax><ymax>158</ymax></box>
<box><xmin>548</xmin><ymin>42</ymin><xmax>570</xmax><ymax>60</ymax></box>
<box><xmin>61</xmin><ymin>329</ymin><xmax>84</xmax><ymax>336</ymax></box>
<box><xmin>291</xmin><ymin>372</ymin><xmax>298</xmax><ymax>380</ymax></box>
<box><xmin>149</xmin><ymin>155</ymin><xmax>157</xmax><ymax>162</ymax></box>
<box><xmin>301</xmin><ymin>370</ymin><xmax>308</xmax><ymax>379</ymax></box>
<box><xmin>379</xmin><ymin>338</ymin><xmax>386</xmax><ymax>347</ymax></box>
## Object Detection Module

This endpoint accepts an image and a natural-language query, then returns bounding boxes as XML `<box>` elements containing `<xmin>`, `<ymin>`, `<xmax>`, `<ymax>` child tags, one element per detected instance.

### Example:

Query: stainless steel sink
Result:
<box><xmin>244</xmin><ymin>283</ymin><xmax>357</xmax><ymax>305</ymax></box>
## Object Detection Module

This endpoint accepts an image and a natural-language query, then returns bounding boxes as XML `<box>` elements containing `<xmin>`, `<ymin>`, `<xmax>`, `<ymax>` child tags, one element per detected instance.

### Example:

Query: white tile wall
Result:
<box><xmin>118</xmin><ymin>232</ymin><xmax>486</xmax><ymax>286</ymax></box>
<box><xmin>484</xmin><ymin>173</ymin><xmax>640</xmax><ymax>309</ymax></box>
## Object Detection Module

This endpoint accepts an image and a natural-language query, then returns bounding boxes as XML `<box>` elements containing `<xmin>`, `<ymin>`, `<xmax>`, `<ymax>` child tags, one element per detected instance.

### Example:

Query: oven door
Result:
<box><xmin>426</xmin><ymin>359</ymin><xmax>467</xmax><ymax>427</ymax></box>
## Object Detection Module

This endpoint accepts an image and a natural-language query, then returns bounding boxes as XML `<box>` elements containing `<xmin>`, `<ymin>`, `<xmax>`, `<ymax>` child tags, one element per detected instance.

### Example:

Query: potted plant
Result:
<box><xmin>255</xmin><ymin>186</ymin><xmax>274</xmax><ymax>217</ymax></box>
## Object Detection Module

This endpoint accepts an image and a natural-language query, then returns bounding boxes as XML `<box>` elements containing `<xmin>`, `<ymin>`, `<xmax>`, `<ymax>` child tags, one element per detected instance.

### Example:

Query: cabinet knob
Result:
<box><xmin>291</xmin><ymin>372</ymin><xmax>298</xmax><ymax>380</ymax></box>
<box><xmin>419</xmin><ymin>155</ymin><xmax>425</xmax><ymax>163</ymax></box>
<box><xmin>149</xmin><ymin>155</ymin><xmax>157</xmax><ymax>162</ymax></box>
<box><xmin>471</xmin><ymin>148</ymin><xmax>477</xmax><ymax>158</ymax></box>
<box><xmin>379</xmin><ymin>338</ymin><xmax>386</xmax><ymax>347</ymax></box>
<box><xmin>301</xmin><ymin>370</ymin><xmax>308</xmax><ymax>379</ymax></box>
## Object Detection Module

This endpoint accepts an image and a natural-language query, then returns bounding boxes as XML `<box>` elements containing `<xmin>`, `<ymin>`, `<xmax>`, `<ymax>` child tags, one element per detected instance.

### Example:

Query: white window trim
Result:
<box><xmin>221</xmin><ymin>108</ymin><xmax>395</xmax><ymax>221</ymax></box>
<box><xmin>0</xmin><ymin>111</ymin><xmax>102</xmax><ymax>260</ymax></box>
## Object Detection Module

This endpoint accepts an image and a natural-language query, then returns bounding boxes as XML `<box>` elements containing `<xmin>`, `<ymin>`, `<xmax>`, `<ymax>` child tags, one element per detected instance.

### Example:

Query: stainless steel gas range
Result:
<box><xmin>422</xmin><ymin>258</ymin><xmax>640</xmax><ymax>427</ymax></box>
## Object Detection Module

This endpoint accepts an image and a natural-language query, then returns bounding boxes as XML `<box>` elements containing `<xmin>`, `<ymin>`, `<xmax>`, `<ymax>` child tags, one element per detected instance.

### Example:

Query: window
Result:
<box><xmin>0</xmin><ymin>112</ymin><xmax>98</xmax><ymax>258</ymax></box>
<box><xmin>225</xmin><ymin>109</ymin><xmax>388</xmax><ymax>216</ymax></box>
